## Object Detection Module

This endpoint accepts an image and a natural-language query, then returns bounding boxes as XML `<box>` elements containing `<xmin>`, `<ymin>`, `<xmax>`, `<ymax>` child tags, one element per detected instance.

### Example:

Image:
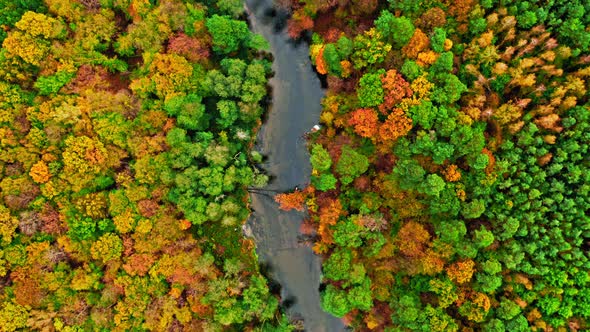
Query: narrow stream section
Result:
<box><xmin>245</xmin><ymin>1</ymin><xmax>345</xmax><ymax>331</ymax></box>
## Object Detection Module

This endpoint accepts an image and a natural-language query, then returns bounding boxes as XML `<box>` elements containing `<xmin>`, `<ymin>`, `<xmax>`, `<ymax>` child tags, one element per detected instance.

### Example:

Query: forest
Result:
<box><xmin>0</xmin><ymin>0</ymin><xmax>295</xmax><ymax>330</ymax></box>
<box><xmin>2</xmin><ymin>0</ymin><xmax>590</xmax><ymax>331</ymax></box>
<box><xmin>275</xmin><ymin>0</ymin><xmax>590</xmax><ymax>330</ymax></box>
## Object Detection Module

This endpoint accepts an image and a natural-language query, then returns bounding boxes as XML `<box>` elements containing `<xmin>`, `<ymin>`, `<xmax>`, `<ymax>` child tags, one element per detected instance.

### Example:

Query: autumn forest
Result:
<box><xmin>1</xmin><ymin>0</ymin><xmax>590</xmax><ymax>331</ymax></box>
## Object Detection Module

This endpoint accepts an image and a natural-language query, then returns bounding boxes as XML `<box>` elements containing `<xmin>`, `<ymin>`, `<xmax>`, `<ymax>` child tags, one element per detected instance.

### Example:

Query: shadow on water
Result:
<box><xmin>245</xmin><ymin>0</ymin><xmax>346</xmax><ymax>331</ymax></box>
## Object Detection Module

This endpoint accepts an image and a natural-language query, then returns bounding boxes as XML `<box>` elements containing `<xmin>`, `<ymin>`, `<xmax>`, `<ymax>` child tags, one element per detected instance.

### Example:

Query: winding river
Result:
<box><xmin>245</xmin><ymin>1</ymin><xmax>345</xmax><ymax>331</ymax></box>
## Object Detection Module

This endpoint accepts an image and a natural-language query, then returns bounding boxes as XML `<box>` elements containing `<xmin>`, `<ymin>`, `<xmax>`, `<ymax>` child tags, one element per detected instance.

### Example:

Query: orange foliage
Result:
<box><xmin>396</xmin><ymin>221</ymin><xmax>430</xmax><ymax>258</ymax></box>
<box><xmin>287</xmin><ymin>9</ymin><xmax>314</xmax><ymax>39</ymax></box>
<box><xmin>348</xmin><ymin>108</ymin><xmax>379</xmax><ymax>138</ymax></box>
<box><xmin>421</xmin><ymin>249</ymin><xmax>445</xmax><ymax>275</ymax></box>
<box><xmin>12</xmin><ymin>268</ymin><xmax>44</xmax><ymax>307</ymax></box>
<box><xmin>378</xmin><ymin>108</ymin><xmax>413</xmax><ymax>142</ymax></box>
<box><xmin>442</xmin><ymin>164</ymin><xmax>462</xmax><ymax>182</ymax></box>
<box><xmin>447</xmin><ymin>259</ymin><xmax>476</xmax><ymax>284</ymax></box>
<box><xmin>122</xmin><ymin>254</ymin><xmax>156</xmax><ymax>276</ymax></box>
<box><xmin>29</xmin><ymin>161</ymin><xmax>50</xmax><ymax>184</ymax></box>
<box><xmin>275</xmin><ymin>188</ymin><xmax>311</xmax><ymax>211</ymax></box>
<box><xmin>318</xmin><ymin>198</ymin><xmax>344</xmax><ymax>226</ymax></box>
<box><xmin>481</xmin><ymin>148</ymin><xmax>496</xmax><ymax>175</ymax></box>
<box><xmin>380</xmin><ymin>69</ymin><xmax>413</xmax><ymax>112</ymax></box>
<box><xmin>316</xmin><ymin>47</ymin><xmax>328</xmax><ymax>75</ymax></box>
<box><xmin>340</xmin><ymin>60</ymin><xmax>352</xmax><ymax>78</ymax></box>
<box><xmin>402</xmin><ymin>28</ymin><xmax>429</xmax><ymax>59</ymax></box>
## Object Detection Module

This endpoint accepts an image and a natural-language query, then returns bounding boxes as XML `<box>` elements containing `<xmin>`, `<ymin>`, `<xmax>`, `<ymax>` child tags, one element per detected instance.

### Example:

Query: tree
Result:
<box><xmin>274</xmin><ymin>189</ymin><xmax>308</xmax><ymax>211</ymax></box>
<box><xmin>497</xmin><ymin>298</ymin><xmax>521</xmax><ymax>320</ymax></box>
<box><xmin>91</xmin><ymin>232</ymin><xmax>123</xmax><ymax>263</ymax></box>
<box><xmin>348</xmin><ymin>108</ymin><xmax>379</xmax><ymax>138</ymax></box>
<box><xmin>335</xmin><ymin>145</ymin><xmax>369</xmax><ymax>185</ymax></box>
<box><xmin>348</xmin><ymin>278</ymin><xmax>373</xmax><ymax>311</ymax></box>
<box><xmin>357</xmin><ymin>71</ymin><xmax>385</xmax><ymax>107</ymax></box>
<box><xmin>379</xmin><ymin>108</ymin><xmax>413</xmax><ymax>142</ymax></box>
<box><xmin>322</xmin><ymin>248</ymin><xmax>352</xmax><ymax>281</ymax></box>
<box><xmin>430</xmin><ymin>28</ymin><xmax>446</xmax><ymax>53</ymax></box>
<box><xmin>0</xmin><ymin>301</ymin><xmax>29</xmax><ymax>331</ymax></box>
<box><xmin>206</xmin><ymin>15</ymin><xmax>250</xmax><ymax>54</ymax></box>
<box><xmin>310</xmin><ymin>144</ymin><xmax>332</xmax><ymax>172</ymax></box>
<box><xmin>374</xmin><ymin>11</ymin><xmax>415</xmax><ymax>48</ymax></box>
<box><xmin>351</xmin><ymin>28</ymin><xmax>392</xmax><ymax>69</ymax></box>
<box><xmin>321</xmin><ymin>284</ymin><xmax>351</xmax><ymax>317</ymax></box>
<box><xmin>311</xmin><ymin>174</ymin><xmax>337</xmax><ymax>191</ymax></box>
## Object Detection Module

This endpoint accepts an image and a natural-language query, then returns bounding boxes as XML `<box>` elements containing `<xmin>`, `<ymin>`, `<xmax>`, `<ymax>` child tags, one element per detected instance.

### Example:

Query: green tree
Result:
<box><xmin>206</xmin><ymin>15</ymin><xmax>250</xmax><ymax>54</ymax></box>
<box><xmin>430</xmin><ymin>27</ymin><xmax>446</xmax><ymax>53</ymax></box>
<box><xmin>374</xmin><ymin>11</ymin><xmax>415</xmax><ymax>48</ymax></box>
<box><xmin>310</xmin><ymin>144</ymin><xmax>332</xmax><ymax>171</ymax></box>
<box><xmin>357</xmin><ymin>70</ymin><xmax>384</xmax><ymax>107</ymax></box>
<box><xmin>321</xmin><ymin>285</ymin><xmax>351</xmax><ymax>317</ymax></box>
<box><xmin>335</xmin><ymin>145</ymin><xmax>369</xmax><ymax>185</ymax></box>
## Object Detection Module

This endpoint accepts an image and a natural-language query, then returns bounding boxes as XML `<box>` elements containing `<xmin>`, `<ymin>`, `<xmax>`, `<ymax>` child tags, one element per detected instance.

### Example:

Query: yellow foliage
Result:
<box><xmin>135</xmin><ymin>219</ymin><xmax>153</xmax><ymax>234</ymax></box>
<box><xmin>447</xmin><ymin>260</ymin><xmax>475</xmax><ymax>284</ymax></box>
<box><xmin>417</xmin><ymin>51</ymin><xmax>439</xmax><ymax>67</ymax></box>
<box><xmin>410</xmin><ymin>74</ymin><xmax>434</xmax><ymax>100</ymax></box>
<box><xmin>2</xmin><ymin>31</ymin><xmax>49</xmax><ymax>66</ymax></box>
<box><xmin>0</xmin><ymin>204</ymin><xmax>18</xmax><ymax>245</ymax></box>
<box><xmin>113</xmin><ymin>208</ymin><xmax>136</xmax><ymax>234</ymax></box>
<box><xmin>443</xmin><ymin>39</ymin><xmax>453</xmax><ymax>51</ymax></box>
<box><xmin>15</xmin><ymin>11</ymin><xmax>64</xmax><ymax>39</ymax></box>
<box><xmin>62</xmin><ymin>135</ymin><xmax>108</xmax><ymax>176</ymax></box>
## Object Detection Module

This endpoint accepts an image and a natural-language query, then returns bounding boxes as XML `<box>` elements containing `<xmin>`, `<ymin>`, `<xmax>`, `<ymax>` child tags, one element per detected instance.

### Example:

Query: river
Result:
<box><xmin>244</xmin><ymin>1</ymin><xmax>345</xmax><ymax>331</ymax></box>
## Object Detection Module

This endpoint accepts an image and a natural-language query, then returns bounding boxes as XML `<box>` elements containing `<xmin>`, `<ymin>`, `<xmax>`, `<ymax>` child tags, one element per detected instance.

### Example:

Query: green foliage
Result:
<box><xmin>321</xmin><ymin>284</ymin><xmax>351</xmax><ymax>317</ymax></box>
<box><xmin>401</xmin><ymin>60</ymin><xmax>423</xmax><ymax>81</ymax></box>
<box><xmin>348</xmin><ymin>278</ymin><xmax>373</xmax><ymax>311</ymax></box>
<box><xmin>311</xmin><ymin>174</ymin><xmax>337</xmax><ymax>191</ymax></box>
<box><xmin>375</xmin><ymin>11</ymin><xmax>415</xmax><ymax>48</ymax></box>
<box><xmin>322</xmin><ymin>248</ymin><xmax>352</xmax><ymax>281</ymax></box>
<box><xmin>34</xmin><ymin>70</ymin><xmax>75</xmax><ymax>95</ymax></box>
<box><xmin>206</xmin><ymin>15</ymin><xmax>250</xmax><ymax>54</ymax></box>
<box><xmin>310</xmin><ymin>144</ymin><xmax>332</xmax><ymax>171</ymax></box>
<box><xmin>333</xmin><ymin>217</ymin><xmax>364</xmax><ymax>248</ymax></box>
<box><xmin>323</xmin><ymin>43</ymin><xmax>342</xmax><ymax>76</ymax></box>
<box><xmin>430</xmin><ymin>28</ymin><xmax>446</xmax><ymax>53</ymax></box>
<box><xmin>335</xmin><ymin>145</ymin><xmax>369</xmax><ymax>185</ymax></box>
<box><xmin>357</xmin><ymin>71</ymin><xmax>384</xmax><ymax>107</ymax></box>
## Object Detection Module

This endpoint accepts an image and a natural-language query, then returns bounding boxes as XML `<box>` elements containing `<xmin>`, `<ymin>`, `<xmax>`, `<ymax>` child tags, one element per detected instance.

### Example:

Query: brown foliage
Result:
<box><xmin>396</xmin><ymin>221</ymin><xmax>430</xmax><ymax>258</ymax></box>
<box><xmin>167</xmin><ymin>32</ymin><xmax>210</xmax><ymax>62</ymax></box>
<box><xmin>446</xmin><ymin>0</ymin><xmax>475</xmax><ymax>23</ymax></box>
<box><xmin>12</xmin><ymin>268</ymin><xmax>44</xmax><ymax>307</ymax></box>
<box><xmin>415</xmin><ymin>7</ymin><xmax>447</xmax><ymax>32</ymax></box>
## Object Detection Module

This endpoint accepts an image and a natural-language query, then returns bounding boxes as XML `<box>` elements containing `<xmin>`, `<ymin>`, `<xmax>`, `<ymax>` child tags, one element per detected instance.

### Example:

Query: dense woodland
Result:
<box><xmin>0</xmin><ymin>0</ymin><xmax>295</xmax><ymax>330</ymax></box>
<box><xmin>276</xmin><ymin>0</ymin><xmax>590</xmax><ymax>330</ymax></box>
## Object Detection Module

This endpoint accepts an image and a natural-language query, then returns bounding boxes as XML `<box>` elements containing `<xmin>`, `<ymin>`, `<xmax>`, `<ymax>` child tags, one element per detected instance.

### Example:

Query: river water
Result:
<box><xmin>245</xmin><ymin>1</ymin><xmax>345</xmax><ymax>331</ymax></box>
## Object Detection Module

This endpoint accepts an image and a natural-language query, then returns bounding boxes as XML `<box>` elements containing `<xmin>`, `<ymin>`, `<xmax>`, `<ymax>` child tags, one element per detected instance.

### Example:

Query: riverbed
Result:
<box><xmin>245</xmin><ymin>0</ymin><xmax>345</xmax><ymax>331</ymax></box>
